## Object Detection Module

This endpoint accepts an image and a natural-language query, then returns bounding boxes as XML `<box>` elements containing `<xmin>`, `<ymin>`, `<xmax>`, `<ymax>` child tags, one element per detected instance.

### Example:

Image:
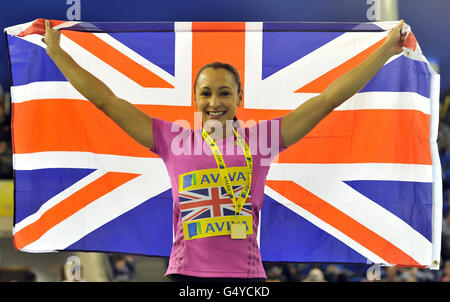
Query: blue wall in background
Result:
<box><xmin>2</xmin><ymin>0</ymin><xmax>449</xmax><ymax>96</ymax></box>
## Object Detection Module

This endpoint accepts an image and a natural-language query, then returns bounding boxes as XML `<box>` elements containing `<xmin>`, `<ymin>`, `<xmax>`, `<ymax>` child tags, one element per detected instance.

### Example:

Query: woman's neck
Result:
<box><xmin>203</xmin><ymin>120</ymin><xmax>235</xmax><ymax>141</ymax></box>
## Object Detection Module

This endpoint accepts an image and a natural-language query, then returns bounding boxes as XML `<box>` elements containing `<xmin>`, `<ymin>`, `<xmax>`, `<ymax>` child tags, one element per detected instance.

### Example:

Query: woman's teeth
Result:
<box><xmin>208</xmin><ymin>111</ymin><xmax>225</xmax><ymax>116</ymax></box>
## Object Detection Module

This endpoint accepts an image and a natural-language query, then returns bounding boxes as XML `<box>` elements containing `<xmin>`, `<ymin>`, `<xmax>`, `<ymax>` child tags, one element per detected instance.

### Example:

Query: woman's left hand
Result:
<box><xmin>383</xmin><ymin>20</ymin><xmax>407</xmax><ymax>57</ymax></box>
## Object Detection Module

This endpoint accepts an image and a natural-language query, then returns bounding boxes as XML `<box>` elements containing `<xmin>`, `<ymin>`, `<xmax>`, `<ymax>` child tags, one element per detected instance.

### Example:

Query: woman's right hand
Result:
<box><xmin>43</xmin><ymin>20</ymin><xmax>62</xmax><ymax>54</ymax></box>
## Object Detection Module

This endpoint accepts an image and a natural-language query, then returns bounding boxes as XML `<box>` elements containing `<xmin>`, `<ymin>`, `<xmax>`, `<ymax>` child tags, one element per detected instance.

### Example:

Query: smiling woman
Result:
<box><xmin>41</xmin><ymin>19</ymin><xmax>408</xmax><ymax>281</ymax></box>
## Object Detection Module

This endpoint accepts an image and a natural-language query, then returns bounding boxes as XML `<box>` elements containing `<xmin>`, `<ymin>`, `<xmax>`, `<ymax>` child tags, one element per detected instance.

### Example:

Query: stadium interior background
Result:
<box><xmin>0</xmin><ymin>0</ymin><xmax>449</xmax><ymax>282</ymax></box>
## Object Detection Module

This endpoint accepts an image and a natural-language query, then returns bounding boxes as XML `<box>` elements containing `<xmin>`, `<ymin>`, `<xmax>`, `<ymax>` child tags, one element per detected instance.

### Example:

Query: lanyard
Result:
<box><xmin>202</xmin><ymin>128</ymin><xmax>253</xmax><ymax>216</ymax></box>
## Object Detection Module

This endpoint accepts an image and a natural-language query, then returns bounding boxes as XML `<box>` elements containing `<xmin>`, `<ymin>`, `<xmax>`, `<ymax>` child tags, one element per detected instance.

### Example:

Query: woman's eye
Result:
<box><xmin>200</xmin><ymin>91</ymin><xmax>230</xmax><ymax>97</ymax></box>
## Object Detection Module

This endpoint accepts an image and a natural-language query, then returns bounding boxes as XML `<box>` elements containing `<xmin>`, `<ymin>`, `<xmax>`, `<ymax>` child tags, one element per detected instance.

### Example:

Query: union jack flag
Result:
<box><xmin>180</xmin><ymin>186</ymin><xmax>252</xmax><ymax>221</ymax></box>
<box><xmin>5</xmin><ymin>19</ymin><xmax>442</xmax><ymax>268</ymax></box>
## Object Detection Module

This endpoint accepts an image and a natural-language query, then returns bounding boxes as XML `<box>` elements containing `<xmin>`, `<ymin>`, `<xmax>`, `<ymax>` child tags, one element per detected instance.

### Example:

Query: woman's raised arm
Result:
<box><xmin>281</xmin><ymin>20</ymin><xmax>407</xmax><ymax>148</ymax></box>
<box><xmin>43</xmin><ymin>20</ymin><xmax>155</xmax><ymax>150</ymax></box>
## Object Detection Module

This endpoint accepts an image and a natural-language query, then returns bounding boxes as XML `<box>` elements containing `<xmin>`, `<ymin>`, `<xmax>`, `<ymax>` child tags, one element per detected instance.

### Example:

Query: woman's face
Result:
<box><xmin>194</xmin><ymin>67</ymin><xmax>242</xmax><ymax>128</ymax></box>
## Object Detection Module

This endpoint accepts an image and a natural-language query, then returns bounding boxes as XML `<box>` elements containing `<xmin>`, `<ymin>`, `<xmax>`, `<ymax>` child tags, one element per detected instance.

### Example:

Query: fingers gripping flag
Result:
<box><xmin>4</xmin><ymin>19</ymin><xmax>442</xmax><ymax>269</ymax></box>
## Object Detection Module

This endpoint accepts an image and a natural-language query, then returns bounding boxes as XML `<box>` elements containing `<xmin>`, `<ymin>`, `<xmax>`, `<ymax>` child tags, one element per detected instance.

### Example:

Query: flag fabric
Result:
<box><xmin>5</xmin><ymin>19</ymin><xmax>442</xmax><ymax>268</ymax></box>
<box><xmin>179</xmin><ymin>186</ymin><xmax>253</xmax><ymax>222</ymax></box>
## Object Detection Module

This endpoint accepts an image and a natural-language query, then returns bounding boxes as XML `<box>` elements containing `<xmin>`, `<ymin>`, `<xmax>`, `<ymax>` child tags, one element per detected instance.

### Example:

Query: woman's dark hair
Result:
<box><xmin>193</xmin><ymin>61</ymin><xmax>242</xmax><ymax>95</ymax></box>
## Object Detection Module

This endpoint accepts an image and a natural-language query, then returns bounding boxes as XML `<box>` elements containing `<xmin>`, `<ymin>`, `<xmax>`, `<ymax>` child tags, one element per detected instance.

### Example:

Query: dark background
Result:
<box><xmin>1</xmin><ymin>0</ymin><xmax>450</xmax><ymax>95</ymax></box>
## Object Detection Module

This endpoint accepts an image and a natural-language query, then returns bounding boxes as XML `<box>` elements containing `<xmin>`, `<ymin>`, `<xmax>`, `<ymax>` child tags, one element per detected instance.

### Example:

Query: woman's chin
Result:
<box><xmin>204</xmin><ymin>115</ymin><xmax>233</xmax><ymax>125</ymax></box>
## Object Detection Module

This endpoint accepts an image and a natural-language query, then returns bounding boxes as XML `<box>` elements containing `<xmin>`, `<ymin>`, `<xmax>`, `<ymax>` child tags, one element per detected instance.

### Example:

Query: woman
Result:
<box><xmin>43</xmin><ymin>20</ymin><xmax>406</xmax><ymax>281</ymax></box>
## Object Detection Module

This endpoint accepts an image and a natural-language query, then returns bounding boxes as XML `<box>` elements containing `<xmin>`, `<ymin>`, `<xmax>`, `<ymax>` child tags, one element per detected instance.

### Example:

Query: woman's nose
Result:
<box><xmin>209</xmin><ymin>94</ymin><xmax>221</xmax><ymax>107</ymax></box>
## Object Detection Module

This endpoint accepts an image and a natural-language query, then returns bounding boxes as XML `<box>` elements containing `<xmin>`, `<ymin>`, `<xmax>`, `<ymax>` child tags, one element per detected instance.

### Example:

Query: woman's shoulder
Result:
<box><xmin>241</xmin><ymin>117</ymin><xmax>283</xmax><ymax>138</ymax></box>
<box><xmin>152</xmin><ymin>117</ymin><xmax>193</xmax><ymax>135</ymax></box>
<box><xmin>151</xmin><ymin>117</ymin><xmax>194</xmax><ymax>156</ymax></box>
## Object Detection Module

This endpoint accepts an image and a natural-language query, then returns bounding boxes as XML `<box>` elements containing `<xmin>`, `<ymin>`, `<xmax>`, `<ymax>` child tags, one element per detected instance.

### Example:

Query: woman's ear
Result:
<box><xmin>237</xmin><ymin>92</ymin><xmax>243</xmax><ymax>107</ymax></box>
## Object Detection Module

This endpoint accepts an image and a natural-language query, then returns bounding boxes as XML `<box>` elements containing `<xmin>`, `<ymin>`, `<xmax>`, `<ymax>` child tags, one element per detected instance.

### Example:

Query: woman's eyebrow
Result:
<box><xmin>200</xmin><ymin>86</ymin><xmax>231</xmax><ymax>90</ymax></box>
